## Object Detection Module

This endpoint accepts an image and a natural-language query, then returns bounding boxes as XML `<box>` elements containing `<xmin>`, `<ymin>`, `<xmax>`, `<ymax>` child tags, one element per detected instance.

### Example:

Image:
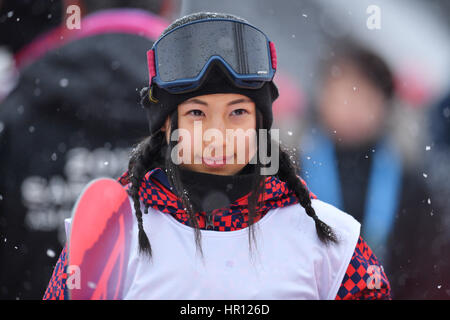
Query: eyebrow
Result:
<box><xmin>180</xmin><ymin>97</ymin><xmax>252</xmax><ymax>106</ymax></box>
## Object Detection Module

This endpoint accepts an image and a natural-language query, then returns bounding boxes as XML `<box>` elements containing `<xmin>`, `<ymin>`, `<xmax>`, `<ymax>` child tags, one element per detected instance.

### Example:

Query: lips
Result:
<box><xmin>202</xmin><ymin>155</ymin><xmax>234</xmax><ymax>167</ymax></box>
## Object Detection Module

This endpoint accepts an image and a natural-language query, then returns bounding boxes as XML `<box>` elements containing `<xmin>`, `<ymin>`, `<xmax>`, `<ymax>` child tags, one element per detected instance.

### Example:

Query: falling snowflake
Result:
<box><xmin>46</xmin><ymin>249</ymin><xmax>56</xmax><ymax>258</ymax></box>
<box><xmin>59</xmin><ymin>78</ymin><xmax>69</xmax><ymax>87</ymax></box>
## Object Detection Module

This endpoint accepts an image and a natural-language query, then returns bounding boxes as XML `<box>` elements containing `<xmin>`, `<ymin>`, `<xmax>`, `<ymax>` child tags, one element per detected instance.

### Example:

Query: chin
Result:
<box><xmin>183</xmin><ymin>164</ymin><xmax>242</xmax><ymax>176</ymax></box>
<box><xmin>200</xmin><ymin>165</ymin><xmax>237</xmax><ymax>176</ymax></box>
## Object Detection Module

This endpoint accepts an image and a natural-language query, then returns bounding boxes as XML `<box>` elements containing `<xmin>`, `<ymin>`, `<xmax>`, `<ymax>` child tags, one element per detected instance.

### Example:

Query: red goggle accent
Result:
<box><xmin>147</xmin><ymin>49</ymin><xmax>156</xmax><ymax>86</ymax></box>
<box><xmin>269</xmin><ymin>41</ymin><xmax>277</xmax><ymax>70</ymax></box>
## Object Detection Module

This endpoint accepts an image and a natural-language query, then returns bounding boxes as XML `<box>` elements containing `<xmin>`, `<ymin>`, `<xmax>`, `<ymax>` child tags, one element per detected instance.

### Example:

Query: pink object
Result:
<box><xmin>269</xmin><ymin>41</ymin><xmax>277</xmax><ymax>70</ymax></box>
<box><xmin>68</xmin><ymin>178</ymin><xmax>133</xmax><ymax>300</ymax></box>
<box><xmin>147</xmin><ymin>49</ymin><xmax>156</xmax><ymax>87</ymax></box>
<box><xmin>15</xmin><ymin>9</ymin><xmax>169</xmax><ymax>70</ymax></box>
<box><xmin>272</xmin><ymin>71</ymin><xmax>305</xmax><ymax>118</ymax></box>
<box><xmin>393</xmin><ymin>62</ymin><xmax>435</xmax><ymax>108</ymax></box>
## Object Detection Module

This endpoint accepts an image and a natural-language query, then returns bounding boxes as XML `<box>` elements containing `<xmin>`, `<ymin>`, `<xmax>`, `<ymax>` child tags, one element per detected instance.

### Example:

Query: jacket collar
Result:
<box><xmin>118</xmin><ymin>167</ymin><xmax>316</xmax><ymax>218</ymax></box>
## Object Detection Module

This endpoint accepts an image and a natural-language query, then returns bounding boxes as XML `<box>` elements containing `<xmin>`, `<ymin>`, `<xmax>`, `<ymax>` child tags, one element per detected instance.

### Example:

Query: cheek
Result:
<box><xmin>363</xmin><ymin>101</ymin><xmax>385</xmax><ymax>132</ymax></box>
<box><xmin>228</xmin><ymin>131</ymin><xmax>257</xmax><ymax>163</ymax></box>
<box><xmin>174</xmin><ymin>119</ymin><xmax>195</xmax><ymax>159</ymax></box>
<box><xmin>355</xmin><ymin>90</ymin><xmax>385</xmax><ymax>123</ymax></box>
<box><xmin>245</xmin><ymin>117</ymin><xmax>258</xmax><ymax>159</ymax></box>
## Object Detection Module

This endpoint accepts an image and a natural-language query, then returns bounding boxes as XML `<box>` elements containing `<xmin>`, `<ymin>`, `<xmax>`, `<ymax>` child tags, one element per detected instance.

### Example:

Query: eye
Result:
<box><xmin>230</xmin><ymin>108</ymin><xmax>249</xmax><ymax>116</ymax></box>
<box><xmin>186</xmin><ymin>109</ymin><xmax>205</xmax><ymax>117</ymax></box>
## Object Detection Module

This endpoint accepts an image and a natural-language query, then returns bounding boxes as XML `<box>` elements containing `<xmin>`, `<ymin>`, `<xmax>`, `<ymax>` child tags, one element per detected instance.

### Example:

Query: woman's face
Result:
<box><xmin>318</xmin><ymin>61</ymin><xmax>387</xmax><ymax>147</ymax></box>
<box><xmin>162</xmin><ymin>93</ymin><xmax>257</xmax><ymax>175</ymax></box>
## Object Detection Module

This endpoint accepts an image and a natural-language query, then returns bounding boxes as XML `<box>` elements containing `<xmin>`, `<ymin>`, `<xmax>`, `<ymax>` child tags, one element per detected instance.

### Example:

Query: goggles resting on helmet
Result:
<box><xmin>147</xmin><ymin>18</ymin><xmax>278</xmax><ymax>95</ymax></box>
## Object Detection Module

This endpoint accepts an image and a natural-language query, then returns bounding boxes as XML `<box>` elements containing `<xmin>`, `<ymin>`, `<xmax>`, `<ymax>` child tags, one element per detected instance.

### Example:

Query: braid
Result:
<box><xmin>276</xmin><ymin>143</ymin><xmax>339</xmax><ymax>245</ymax></box>
<box><xmin>127</xmin><ymin>87</ymin><xmax>166</xmax><ymax>258</ymax></box>
<box><xmin>128</xmin><ymin>131</ymin><xmax>165</xmax><ymax>258</ymax></box>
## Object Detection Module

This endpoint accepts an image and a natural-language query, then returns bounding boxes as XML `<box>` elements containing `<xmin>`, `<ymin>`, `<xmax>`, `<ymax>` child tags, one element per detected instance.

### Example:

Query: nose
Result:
<box><xmin>202</xmin><ymin>117</ymin><xmax>231</xmax><ymax>156</ymax></box>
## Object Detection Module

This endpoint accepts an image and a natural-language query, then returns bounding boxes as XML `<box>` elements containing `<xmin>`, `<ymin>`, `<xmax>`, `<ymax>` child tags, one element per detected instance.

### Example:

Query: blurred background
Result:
<box><xmin>0</xmin><ymin>0</ymin><xmax>449</xmax><ymax>299</ymax></box>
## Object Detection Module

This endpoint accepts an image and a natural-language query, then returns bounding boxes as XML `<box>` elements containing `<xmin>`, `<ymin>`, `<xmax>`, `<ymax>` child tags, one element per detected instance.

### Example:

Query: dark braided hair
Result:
<box><xmin>127</xmin><ymin>127</ymin><xmax>164</xmax><ymax>257</ymax></box>
<box><xmin>261</xmin><ymin>128</ymin><xmax>338</xmax><ymax>244</ymax></box>
<box><xmin>276</xmin><ymin>144</ymin><xmax>338</xmax><ymax>244</ymax></box>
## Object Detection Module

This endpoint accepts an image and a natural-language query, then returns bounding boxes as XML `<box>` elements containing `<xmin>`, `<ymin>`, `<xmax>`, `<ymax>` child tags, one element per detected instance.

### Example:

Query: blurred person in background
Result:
<box><xmin>298</xmin><ymin>42</ymin><xmax>446</xmax><ymax>299</ymax></box>
<box><xmin>0</xmin><ymin>0</ymin><xmax>180</xmax><ymax>299</ymax></box>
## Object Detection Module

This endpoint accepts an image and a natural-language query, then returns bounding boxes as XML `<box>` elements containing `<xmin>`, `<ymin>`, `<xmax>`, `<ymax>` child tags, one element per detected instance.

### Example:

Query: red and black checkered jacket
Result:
<box><xmin>43</xmin><ymin>168</ymin><xmax>391</xmax><ymax>300</ymax></box>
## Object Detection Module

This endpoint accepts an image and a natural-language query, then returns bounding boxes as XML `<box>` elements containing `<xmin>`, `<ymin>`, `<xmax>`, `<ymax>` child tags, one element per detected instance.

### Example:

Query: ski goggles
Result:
<box><xmin>146</xmin><ymin>18</ymin><xmax>278</xmax><ymax>94</ymax></box>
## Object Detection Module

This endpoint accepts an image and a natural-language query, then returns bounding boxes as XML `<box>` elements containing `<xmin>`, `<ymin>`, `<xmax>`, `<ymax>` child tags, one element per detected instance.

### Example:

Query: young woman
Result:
<box><xmin>44</xmin><ymin>12</ymin><xmax>391</xmax><ymax>300</ymax></box>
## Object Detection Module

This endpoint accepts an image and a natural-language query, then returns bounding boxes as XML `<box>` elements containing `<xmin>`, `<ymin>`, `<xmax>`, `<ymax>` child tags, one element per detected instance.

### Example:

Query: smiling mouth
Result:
<box><xmin>202</xmin><ymin>155</ymin><xmax>234</xmax><ymax>167</ymax></box>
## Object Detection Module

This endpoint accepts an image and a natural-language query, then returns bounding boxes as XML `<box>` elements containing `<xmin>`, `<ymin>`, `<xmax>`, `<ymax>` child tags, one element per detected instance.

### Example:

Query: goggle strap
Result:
<box><xmin>148</xmin><ymin>87</ymin><xmax>159</xmax><ymax>103</ymax></box>
<box><xmin>269</xmin><ymin>41</ymin><xmax>277</xmax><ymax>70</ymax></box>
<box><xmin>147</xmin><ymin>49</ymin><xmax>156</xmax><ymax>87</ymax></box>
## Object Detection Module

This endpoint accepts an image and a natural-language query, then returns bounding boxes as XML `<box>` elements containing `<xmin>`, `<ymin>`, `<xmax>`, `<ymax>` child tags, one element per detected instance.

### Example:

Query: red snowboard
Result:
<box><xmin>67</xmin><ymin>178</ymin><xmax>133</xmax><ymax>300</ymax></box>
